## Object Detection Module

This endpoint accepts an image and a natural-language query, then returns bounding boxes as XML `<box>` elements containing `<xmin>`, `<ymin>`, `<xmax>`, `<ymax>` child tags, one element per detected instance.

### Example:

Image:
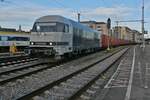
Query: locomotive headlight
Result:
<box><xmin>49</xmin><ymin>42</ymin><xmax>52</xmax><ymax>46</ymax></box>
<box><xmin>31</xmin><ymin>42</ymin><xmax>34</xmax><ymax>45</ymax></box>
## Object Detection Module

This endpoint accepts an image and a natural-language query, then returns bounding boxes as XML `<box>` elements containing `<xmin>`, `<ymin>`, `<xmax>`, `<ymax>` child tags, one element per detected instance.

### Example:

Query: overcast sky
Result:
<box><xmin>0</xmin><ymin>0</ymin><xmax>149</xmax><ymax>37</ymax></box>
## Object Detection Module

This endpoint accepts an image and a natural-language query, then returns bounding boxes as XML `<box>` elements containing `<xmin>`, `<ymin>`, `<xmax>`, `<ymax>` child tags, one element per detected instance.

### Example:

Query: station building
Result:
<box><xmin>132</xmin><ymin>30</ymin><xmax>142</xmax><ymax>43</ymax></box>
<box><xmin>113</xmin><ymin>26</ymin><xmax>142</xmax><ymax>43</ymax></box>
<box><xmin>81</xmin><ymin>21</ymin><xmax>108</xmax><ymax>35</ymax></box>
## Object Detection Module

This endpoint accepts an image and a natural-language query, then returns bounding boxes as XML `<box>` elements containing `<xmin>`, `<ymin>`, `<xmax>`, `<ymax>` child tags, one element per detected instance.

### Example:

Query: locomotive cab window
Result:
<box><xmin>32</xmin><ymin>22</ymin><xmax>69</xmax><ymax>33</ymax></box>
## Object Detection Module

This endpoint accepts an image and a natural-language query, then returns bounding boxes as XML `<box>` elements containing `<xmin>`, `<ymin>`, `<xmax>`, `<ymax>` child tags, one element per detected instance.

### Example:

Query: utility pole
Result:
<box><xmin>141</xmin><ymin>0</ymin><xmax>145</xmax><ymax>48</ymax></box>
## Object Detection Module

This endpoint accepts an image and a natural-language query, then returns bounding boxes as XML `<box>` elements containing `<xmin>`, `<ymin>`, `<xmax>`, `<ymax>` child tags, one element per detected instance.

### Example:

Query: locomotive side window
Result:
<box><xmin>73</xmin><ymin>28</ymin><xmax>77</xmax><ymax>34</ymax></box>
<box><xmin>57</xmin><ymin>23</ymin><xmax>69</xmax><ymax>33</ymax></box>
<box><xmin>65</xmin><ymin>24</ymin><xmax>69</xmax><ymax>33</ymax></box>
<box><xmin>94</xmin><ymin>32</ymin><xmax>98</xmax><ymax>39</ymax></box>
<box><xmin>57</xmin><ymin>23</ymin><xmax>65</xmax><ymax>32</ymax></box>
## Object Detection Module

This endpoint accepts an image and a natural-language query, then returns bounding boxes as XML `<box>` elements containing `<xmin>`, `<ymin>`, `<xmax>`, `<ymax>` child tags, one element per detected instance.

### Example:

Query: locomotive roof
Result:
<box><xmin>69</xmin><ymin>20</ymin><xmax>98</xmax><ymax>33</ymax></box>
<box><xmin>35</xmin><ymin>15</ymin><xmax>70</xmax><ymax>24</ymax></box>
<box><xmin>36</xmin><ymin>15</ymin><xmax>99</xmax><ymax>33</ymax></box>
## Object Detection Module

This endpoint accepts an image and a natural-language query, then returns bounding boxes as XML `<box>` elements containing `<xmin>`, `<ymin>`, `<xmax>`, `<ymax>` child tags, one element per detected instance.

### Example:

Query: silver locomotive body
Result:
<box><xmin>30</xmin><ymin>15</ymin><xmax>73</xmax><ymax>56</ymax></box>
<box><xmin>29</xmin><ymin>15</ymin><xmax>101</xmax><ymax>57</ymax></box>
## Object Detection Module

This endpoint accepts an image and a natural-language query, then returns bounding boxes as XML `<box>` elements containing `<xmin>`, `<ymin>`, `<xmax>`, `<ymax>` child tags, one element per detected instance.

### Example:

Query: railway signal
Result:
<box><xmin>78</xmin><ymin>13</ymin><xmax>80</xmax><ymax>23</ymax></box>
<box><xmin>107</xmin><ymin>18</ymin><xmax>111</xmax><ymax>51</ymax></box>
<box><xmin>107</xmin><ymin>18</ymin><xmax>111</xmax><ymax>29</ymax></box>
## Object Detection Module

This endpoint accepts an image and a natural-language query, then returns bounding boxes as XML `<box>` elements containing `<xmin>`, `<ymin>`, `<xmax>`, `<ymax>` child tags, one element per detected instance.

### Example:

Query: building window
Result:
<box><xmin>97</xmin><ymin>26</ymin><xmax>101</xmax><ymax>28</ymax></box>
<box><xmin>90</xmin><ymin>26</ymin><xmax>93</xmax><ymax>28</ymax></box>
<box><xmin>97</xmin><ymin>29</ymin><xmax>102</xmax><ymax>31</ymax></box>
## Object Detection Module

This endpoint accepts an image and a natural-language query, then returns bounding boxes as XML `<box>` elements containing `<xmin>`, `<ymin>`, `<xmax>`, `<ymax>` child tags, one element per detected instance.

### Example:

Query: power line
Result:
<box><xmin>53</xmin><ymin>0</ymin><xmax>69</xmax><ymax>9</ymax></box>
<box><xmin>50</xmin><ymin>0</ymin><xmax>92</xmax><ymax>22</ymax></box>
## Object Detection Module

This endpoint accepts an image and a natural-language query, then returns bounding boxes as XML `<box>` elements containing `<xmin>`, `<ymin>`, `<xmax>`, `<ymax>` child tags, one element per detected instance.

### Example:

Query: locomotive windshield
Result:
<box><xmin>32</xmin><ymin>22</ymin><xmax>69</xmax><ymax>33</ymax></box>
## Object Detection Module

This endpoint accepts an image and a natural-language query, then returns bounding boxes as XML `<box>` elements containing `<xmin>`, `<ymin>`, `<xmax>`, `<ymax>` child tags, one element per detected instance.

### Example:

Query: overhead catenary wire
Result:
<box><xmin>51</xmin><ymin>0</ymin><xmax>92</xmax><ymax>21</ymax></box>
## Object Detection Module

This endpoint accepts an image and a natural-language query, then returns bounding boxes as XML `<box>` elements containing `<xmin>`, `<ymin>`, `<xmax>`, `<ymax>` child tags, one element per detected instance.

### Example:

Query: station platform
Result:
<box><xmin>96</xmin><ymin>45</ymin><xmax>150</xmax><ymax>100</ymax></box>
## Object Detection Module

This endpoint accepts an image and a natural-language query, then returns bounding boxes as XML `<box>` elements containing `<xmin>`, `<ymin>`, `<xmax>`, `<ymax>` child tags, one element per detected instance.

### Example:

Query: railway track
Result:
<box><xmin>0</xmin><ymin>60</ymin><xmax>50</xmax><ymax>85</ymax></box>
<box><xmin>0</xmin><ymin>47</ymin><xmax>128</xmax><ymax>100</ymax></box>
<box><xmin>0</xmin><ymin>52</ymin><xmax>26</xmax><ymax>59</ymax></box>
<box><xmin>0</xmin><ymin>55</ymin><xmax>33</xmax><ymax>67</ymax></box>
<box><xmin>28</xmin><ymin>48</ymin><xmax>128</xmax><ymax>100</ymax></box>
<box><xmin>0</xmin><ymin>55</ymin><xmax>53</xmax><ymax>82</ymax></box>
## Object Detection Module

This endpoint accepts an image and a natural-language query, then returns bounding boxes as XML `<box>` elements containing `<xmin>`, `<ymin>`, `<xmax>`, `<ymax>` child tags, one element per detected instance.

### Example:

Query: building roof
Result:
<box><xmin>132</xmin><ymin>30</ymin><xmax>142</xmax><ymax>35</ymax></box>
<box><xmin>81</xmin><ymin>21</ymin><xmax>106</xmax><ymax>24</ymax></box>
<box><xmin>95</xmin><ymin>22</ymin><xmax>106</xmax><ymax>24</ymax></box>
